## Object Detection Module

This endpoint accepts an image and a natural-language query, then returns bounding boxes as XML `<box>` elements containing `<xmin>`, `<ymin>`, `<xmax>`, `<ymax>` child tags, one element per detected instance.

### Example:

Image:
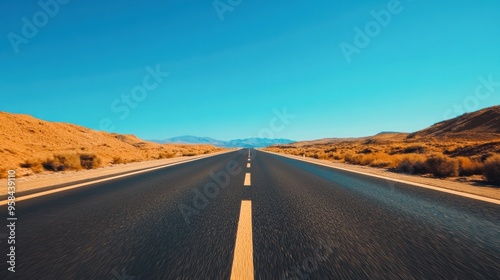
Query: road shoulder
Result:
<box><xmin>261</xmin><ymin>150</ymin><xmax>500</xmax><ymax>202</ymax></box>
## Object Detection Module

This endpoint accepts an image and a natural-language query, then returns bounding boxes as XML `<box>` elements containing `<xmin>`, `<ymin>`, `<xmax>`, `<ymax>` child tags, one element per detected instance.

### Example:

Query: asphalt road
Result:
<box><xmin>1</xmin><ymin>149</ymin><xmax>499</xmax><ymax>279</ymax></box>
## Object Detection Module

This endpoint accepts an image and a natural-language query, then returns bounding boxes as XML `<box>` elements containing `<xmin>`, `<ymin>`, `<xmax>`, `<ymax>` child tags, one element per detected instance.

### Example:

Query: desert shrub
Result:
<box><xmin>483</xmin><ymin>155</ymin><xmax>500</xmax><ymax>185</ymax></box>
<box><xmin>342</xmin><ymin>153</ymin><xmax>375</xmax><ymax>166</ymax></box>
<box><xmin>316</xmin><ymin>151</ymin><xmax>328</xmax><ymax>160</ymax></box>
<box><xmin>331</xmin><ymin>152</ymin><xmax>343</xmax><ymax>161</ymax></box>
<box><xmin>397</xmin><ymin>156</ymin><xmax>427</xmax><ymax>174</ymax></box>
<box><xmin>79</xmin><ymin>154</ymin><xmax>101</xmax><ymax>169</ymax></box>
<box><xmin>20</xmin><ymin>159</ymin><xmax>43</xmax><ymax>173</ymax></box>
<box><xmin>360</xmin><ymin>148</ymin><xmax>373</xmax><ymax>154</ymax></box>
<box><xmin>403</xmin><ymin>145</ymin><xmax>427</xmax><ymax>154</ymax></box>
<box><xmin>343</xmin><ymin>152</ymin><xmax>362</xmax><ymax>165</ymax></box>
<box><xmin>457</xmin><ymin>157</ymin><xmax>484</xmax><ymax>176</ymax></box>
<box><xmin>42</xmin><ymin>154</ymin><xmax>82</xmax><ymax>171</ymax></box>
<box><xmin>183</xmin><ymin>152</ymin><xmax>197</xmax><ymax>157</ymax></box>
<box><xmin>359</xmin><ymin>154</ymin><xmax>376</xmax><ymax>166</ymax></box>
<box><xmin>166</xmin><ymin>152</ymin><xmax>177</xmax><ymax>158</ymax></box>
<box><xmin>305</xmin><ymin>151</ymin><xmax>317</xmax><ymax>158</ymax></box>
<box><xmin>112</xmin><ymin>156</ymin><xmax>125</xmax><ymax>164</ymax></box>
<box><xmin>424</xmin><ymin>154</ymin><xmax>459</xmax><ymax>178</ymax></box>
<box><xmin>42</xmin><ymin>158</ymin><xmax>58</xmax><ymax>171</ymax></box>
<box><xmin>369</xmin><ymin>159</ymin><xmax>392</xmax><ymax>168</ymax></box>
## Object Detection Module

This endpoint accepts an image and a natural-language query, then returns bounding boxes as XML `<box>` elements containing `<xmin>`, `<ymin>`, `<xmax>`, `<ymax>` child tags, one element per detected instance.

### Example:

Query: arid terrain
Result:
<box><xmin>0</xmin><ymin>112</ymin><xmax>225</xmax><ymax>178</ymax></box>
<box><xmin>265</xmin><ymin>106</ymin><xmax>500</xmax><ymax>186</ymax></box>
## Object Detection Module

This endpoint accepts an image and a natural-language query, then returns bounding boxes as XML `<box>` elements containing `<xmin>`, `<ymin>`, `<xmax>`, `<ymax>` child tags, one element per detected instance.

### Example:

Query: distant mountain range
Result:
<box><xmin>151</xmin><ymin>136</ymin><xmax>295</xmax><ymax>148</ymax></box>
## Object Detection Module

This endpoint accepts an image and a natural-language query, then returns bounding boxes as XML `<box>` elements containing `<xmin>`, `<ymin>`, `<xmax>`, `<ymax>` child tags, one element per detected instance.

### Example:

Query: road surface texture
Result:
<box><xmin>1</xmin><ymin>149</ymin><xmax>499</xmax><ymax>279</ymax></box>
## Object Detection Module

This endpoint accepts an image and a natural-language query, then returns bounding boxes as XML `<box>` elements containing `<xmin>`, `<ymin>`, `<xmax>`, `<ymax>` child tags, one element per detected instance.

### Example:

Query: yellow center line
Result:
<box><xmin>244</xmin><ymin>173</ymin><xmax>251</xmax><ymax>186</ymax></box>
<box><xmin>247</xmin><ymin>163</ymin><xmax>251</xmax><ymax>168</ymax></box>
<box><xmin>230</xmin><ymin>200</ymin><xmax>254</xmax><ymax>280</ymax></box>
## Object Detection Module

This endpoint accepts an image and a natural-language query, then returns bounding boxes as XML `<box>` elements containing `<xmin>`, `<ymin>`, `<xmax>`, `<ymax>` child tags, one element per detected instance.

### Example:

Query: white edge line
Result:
<box><xmin>260</xmin><ymin>150</ymin><xmax>500</xmax><ymax>205</ymax></box>
<box><xmin>0</xmin><ymin>151</ymin><xmax>233</xmax><ymax>206</ymax></box>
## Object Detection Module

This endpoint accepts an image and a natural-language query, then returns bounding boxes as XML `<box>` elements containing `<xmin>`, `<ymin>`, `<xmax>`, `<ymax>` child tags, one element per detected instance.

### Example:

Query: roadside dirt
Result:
<box><xmin>267</xmin><ymin>151</ymin><xmax>500</xmax><ymax>201</ymax></box>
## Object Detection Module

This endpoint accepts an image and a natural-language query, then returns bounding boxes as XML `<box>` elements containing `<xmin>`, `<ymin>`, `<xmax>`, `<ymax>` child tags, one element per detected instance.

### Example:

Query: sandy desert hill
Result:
<box><xmin>408</xmin><ymin>105</ymin><xmax>500</xmax><ymax>140</ymax></box>
<box><xmin>0</xmin><ymin>112</ymin><xmax>223</xmax><ymax>173</ymax></box>
<box><xmin>292</xmin><ymin>133</ymin><xmax>410</xmax><ymax>147</ymax></box>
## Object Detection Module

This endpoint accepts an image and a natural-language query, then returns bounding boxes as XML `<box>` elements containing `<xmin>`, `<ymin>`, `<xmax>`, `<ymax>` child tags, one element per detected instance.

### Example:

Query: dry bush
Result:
<box><xmin>79</xmin><ymin>154</ymin><xmax>101</xmax><ymax>169</ymax></box>
<box><xmin>342</xmin><ymin>152</ymin><xmax>387</xmax><ymax>166</ymax></box>
<box><xmin>369</xmin><ymin>153</ymin><xmax>399</xmax><ymax>168</ymax></box>
<box><xmin>42</xmin><ymin>153</ymin><xmax>82</xmax><ymax>171</ymax></box>
<box><xmin>403</xmin><ymin>145</ymin><xmax>427</xmax><ymax>154</ymax></box>
<box><xmin>331</xmin><ymin>152</ymin><xmax>343</xmax><ymax>161</ymax></box>
<box><xmin>158</xmin><ymin>152</ymin><xmax>176</xmax><ymax>159</ymax></box>
<box><xmin>369</xmin><ymin>159</ymin><xmax>393</xmax><ymax>168</ymax></box>
<box><xmin>316</xmin><ymin>150</ymin><xmax>328</xmax><ymax>160</ymax></box>
<box><xmin>305</xmin><ymin>151</ymin><xmax>318</xmax><ymax>158</ymax></box>
<box><xmin>358</xmin><ymin>154</ymin><xmax>377</xmax><ymax>166</ymax></box>
<box><xmin>166</xmin><ymin>152</ymin><xmax>177</xmax><ymax>158</ymax></box>
<box><xmin>424</xmin><ymin>154</ymin><xmax>459</xmax><ymax>178</ymax></box>
<box><xmin>359</xmin><ymin>148</ymin><xmax>373</xmax><ymax>154</ymax></box>
<box><xmin>457</xmin><ymin>157</ymin><xmax>484</xmax><ymax>176</ymax></box>
<box><xmin>483</xmin><ymin>155</ymin><xmax>500</xmax><ymax>185</ymax></box>
<box><xmin>20</xmin><ymin>159</ymin><xmax>44</xmax><ymax>173</ymax></box>
<box><xmin>343</xmin><ymin>152</ymin><xmax>362</xmax><ymax>165</ymax></box>
<box><xmin>397</xmin><ymin>155</ymin><xmax>427</xmax><ymax>174</ymax></box>
<box><xmin>112</xmin><ymin>156</ymin><xmax>125</xmax><ymax>164</ymax></box>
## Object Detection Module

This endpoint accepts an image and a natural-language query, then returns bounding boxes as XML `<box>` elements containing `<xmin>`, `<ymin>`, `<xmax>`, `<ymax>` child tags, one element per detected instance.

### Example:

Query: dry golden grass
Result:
<box><xmin>265</xmin><ymin>136</ymin><xmax>500</xmax><ymax>185</ymax></box>
<box><xmin>0</xmin><ymin>112</ymin><xmax>225</xmax><ymax>175</ymax></box>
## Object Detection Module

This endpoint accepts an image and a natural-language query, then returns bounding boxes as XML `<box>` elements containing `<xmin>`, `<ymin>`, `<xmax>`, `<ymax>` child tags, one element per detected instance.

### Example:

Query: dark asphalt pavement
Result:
<box><xmin>1</xmin><ymin>149</ymin><xmax>499</xmax><ymax>279</ymax></box>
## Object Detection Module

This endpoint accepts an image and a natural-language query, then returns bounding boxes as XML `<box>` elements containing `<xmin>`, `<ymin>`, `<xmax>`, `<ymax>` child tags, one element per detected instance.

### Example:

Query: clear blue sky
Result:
<box><xmin>1</xmin><ymin>0</ymin><xmax>499</xmax><ymax>141</ymax></box>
